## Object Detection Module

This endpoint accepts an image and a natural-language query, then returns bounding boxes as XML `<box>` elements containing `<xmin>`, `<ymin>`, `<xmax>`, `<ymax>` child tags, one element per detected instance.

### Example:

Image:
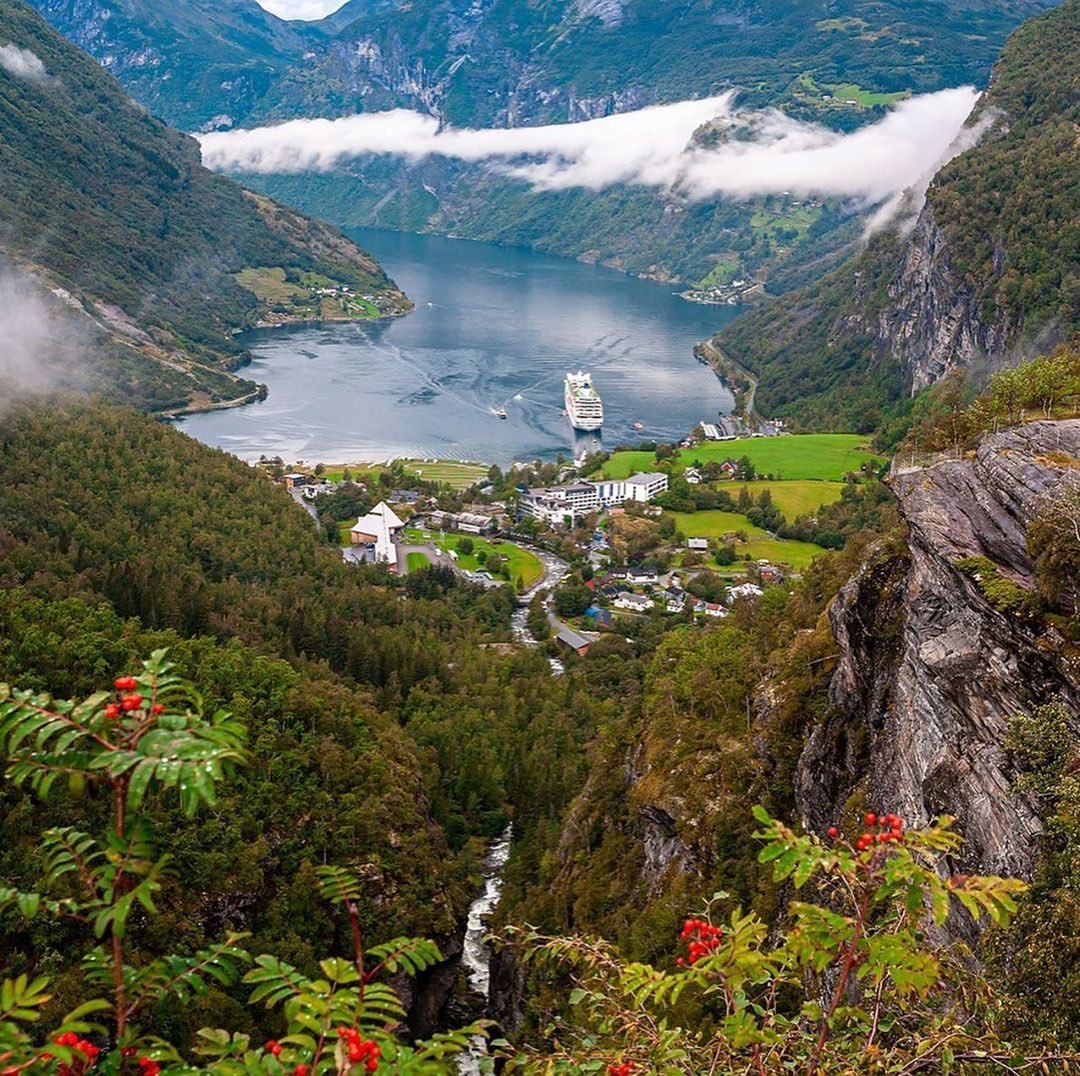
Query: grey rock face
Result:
<box><xmin>797</xmin><ymin>421</ymin><xmax>1080</xmax><ymax>880</ymax></box>
<box><xmin>878</xmin><ymin>206</ymin><xmax>1010</xmax><ymax>394</ymax></box>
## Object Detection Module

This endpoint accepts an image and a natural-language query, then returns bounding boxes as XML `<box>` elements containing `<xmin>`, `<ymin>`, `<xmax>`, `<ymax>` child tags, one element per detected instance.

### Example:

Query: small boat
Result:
<box><xmin>493</xmin><ymin>407</ymin><xmax>508</xmax><ymax>419</ymax></box>
<box><xmin>632</xmin><ymin>421</ymin><xmax>644</xmax><ymax>431</ymax></box>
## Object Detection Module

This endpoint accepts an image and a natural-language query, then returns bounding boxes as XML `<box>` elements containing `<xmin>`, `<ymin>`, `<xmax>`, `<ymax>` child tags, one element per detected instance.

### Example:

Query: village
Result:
<box><xmin>263</xmin><ymin>428</ymin><xmax>883</xmax><ymax>657</ymax></box>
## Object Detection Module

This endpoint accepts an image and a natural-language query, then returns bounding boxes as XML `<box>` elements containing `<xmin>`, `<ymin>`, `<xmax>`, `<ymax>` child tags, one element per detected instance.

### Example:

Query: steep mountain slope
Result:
<box><xmin>492</xmin><ymin>417</ymin><xmax>1079</xmax><ymax>1036</ymax></box>
<box><xmin>0</xmin><ymin>0</ymin><xmax>409</xmax><ymax>413</ymax></box>
<box><xmin>715</xmin><ymin>0</ymin><xmax>1080</xmax><ymax>428</ymax></box>
<box><xmin>30</xmin><ymin>0</ymin><xmax>1058</xmax><ymax>286</ymax></box>
<box><xmin>796</xmin><ymin>420</ymin><xmax>1080</xmax><ymax>878</ymax></box>
<box><xmin>26</xmin><ymin>0</ymin><xmax>317</xmax><ymax>130</ymax></box>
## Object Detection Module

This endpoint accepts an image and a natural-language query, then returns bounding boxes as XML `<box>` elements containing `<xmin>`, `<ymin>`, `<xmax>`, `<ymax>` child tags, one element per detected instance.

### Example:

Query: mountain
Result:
<box><xmin>0</xmin><ymin>0</ymin><xmax>409</xmax><ymax>413</ymax></box>
<box><xmin>29</xmin><ymin>0</ymin><xmax>1060</xmax><ymax>288</ymax></box>
<box><xmin>25</xmin><ymin>0</ymin><xmax>317</xmax><ymax>131</ymax></box>
<box><xmin>713</xmin><ymin>0</ymin><xmax>1080</xmax><ymax>430</ymax></box>
<box><xmin>491</xmin><ymin>408</ymin><xmax>1080</xmax><ymax>1046</ymax></box>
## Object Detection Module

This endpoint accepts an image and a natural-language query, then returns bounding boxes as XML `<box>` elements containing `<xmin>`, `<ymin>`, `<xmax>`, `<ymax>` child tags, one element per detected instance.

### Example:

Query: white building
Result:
<box><xmin>625</xmin><ymin>472</ymin><xmax>669</xmax><ymax>501</ymax></box>
<box><xmin>519</xmin><ymin>471</ymin><xmax>669</xmax><ymax>524</ymax></box>
<box><xmin>728</xmin><ymin>582</ymin><xmax>765</xmax><ymax>602</ymax></box>
<box><xmin>350</xmin><ymin>501</ymin><xmax>405</xmax><ymax>565</ymax></box>
<box><xmin>687</xmin><ymin>537</ymin><xmax>709</xmax><ymax>551</ymax></box>
<box><xmin>614</xmin><ymin>592</ymin><xmax>651</xmax><ymax>612</ymax></box>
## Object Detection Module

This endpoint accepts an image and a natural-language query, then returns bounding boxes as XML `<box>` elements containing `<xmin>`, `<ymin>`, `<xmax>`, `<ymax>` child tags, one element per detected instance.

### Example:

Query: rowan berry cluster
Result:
<box><xmin>826</xmin><ymin>812</ymin><xmax>905</xmax><ymax>851</ymax></box>
<box><xmin>607</xmin><ymin>1062</ymin><xmax>633</xmax><ymax>1076</ymax></box>
<box><xmin>336</xmin><ymin>1028</ymin><xmax>381</xmax><ymax>1071</ymax></box>
<box><xmin>136</xmin><ymin>1057</ymin><xmax>160</xmax><ymax>1076</ymax></box>
<box><xmin>103</xmin><ymin>676</ymin><xmax>163</xmax><ymax>720</ymax></box>
<box><xmin>48</xmin><ymin>1032</ymin><xmax>99</xmax><ymax>1075</ymax></box>
<box><xmin>675</xmin><ymin>917</ymin><xmax>724</xmax><ymax>966</ymax></box>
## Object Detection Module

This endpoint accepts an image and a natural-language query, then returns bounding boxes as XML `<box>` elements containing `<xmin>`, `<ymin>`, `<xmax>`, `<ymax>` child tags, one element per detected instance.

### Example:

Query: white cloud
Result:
<box><xmin>0</xmin><ymin>43</ymin><xmax>50</xmax><ymax>84</ymax></box>
<box><xmin>199</xmin><ymin>88</ymin><xmax>981</xmax><ymax>214</ymax></box>
<box><xmin>253</xmin><ymin>0</ymin><xmax>350</xmax><ymax>19</ymax></box>
<box><xmin>0</xmin><ymin>271</ymin><xmax>86</xmax><ymax>407</ymax></box>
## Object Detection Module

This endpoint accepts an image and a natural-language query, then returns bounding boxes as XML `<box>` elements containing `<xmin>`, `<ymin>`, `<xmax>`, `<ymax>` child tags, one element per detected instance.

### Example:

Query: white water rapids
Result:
<box><xmin>457</xmin><ymin>826</ymin><xmax>513</xmax><ymax>1074</ymax></box>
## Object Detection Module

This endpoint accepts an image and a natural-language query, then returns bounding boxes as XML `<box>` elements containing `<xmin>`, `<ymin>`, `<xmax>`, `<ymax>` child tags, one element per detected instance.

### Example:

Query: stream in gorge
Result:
<box><xmin>458</xmin><ymin>827</ymin><xmax>514</xmax><ymax>1075</ymax></box>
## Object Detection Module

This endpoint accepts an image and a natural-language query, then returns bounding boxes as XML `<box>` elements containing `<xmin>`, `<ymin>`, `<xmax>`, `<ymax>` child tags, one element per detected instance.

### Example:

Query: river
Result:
<box><xmin>458</xmin><ymin>826</ymin><xmax>513</xmax><ymax>1075</ymax></box>
<box><xmin>180</xmin><ymin>230</ymin><xmax>738</xmax><ymax>465</ymax></box>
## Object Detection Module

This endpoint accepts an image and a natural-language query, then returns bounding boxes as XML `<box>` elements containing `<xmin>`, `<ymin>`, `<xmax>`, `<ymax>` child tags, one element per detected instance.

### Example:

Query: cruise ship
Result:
<box><xmin>564</xmin><ymin>370</ymin><xmax>604</xmax><ymax>431</ymax></box>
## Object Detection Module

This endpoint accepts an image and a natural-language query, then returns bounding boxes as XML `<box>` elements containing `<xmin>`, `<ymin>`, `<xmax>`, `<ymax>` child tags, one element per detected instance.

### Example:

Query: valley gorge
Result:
<box><xmin>1</xmin><ymin>0</ymin><xmax>1079</xmax><ymax>1069</ymax></box>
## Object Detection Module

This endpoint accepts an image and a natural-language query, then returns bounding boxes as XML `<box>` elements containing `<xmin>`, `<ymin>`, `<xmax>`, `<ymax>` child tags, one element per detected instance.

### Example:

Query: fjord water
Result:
<box><xmin>181</xmin><ymin>230</ymin><xmax>738</xmax><ymax>464</ymax></box>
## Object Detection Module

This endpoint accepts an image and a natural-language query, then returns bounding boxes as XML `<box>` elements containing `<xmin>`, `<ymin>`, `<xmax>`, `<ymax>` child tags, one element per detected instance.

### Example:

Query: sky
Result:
<box><xmin>253</xmin><ymin>0</ymin><xmax>349</xmax><ymax>19</ymax></box>
<box><xmin>199</xmin><ymin>88</ymin><xmax>982</xmax><ymax>219</ymax></box>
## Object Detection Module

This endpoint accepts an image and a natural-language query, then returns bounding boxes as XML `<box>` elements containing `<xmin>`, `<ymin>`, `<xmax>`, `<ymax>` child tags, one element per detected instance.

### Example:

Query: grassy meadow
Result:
<box><xmin>597</xmin><ymin>434</ymin><xmax>882</xmax><ymax>481</ymax></box>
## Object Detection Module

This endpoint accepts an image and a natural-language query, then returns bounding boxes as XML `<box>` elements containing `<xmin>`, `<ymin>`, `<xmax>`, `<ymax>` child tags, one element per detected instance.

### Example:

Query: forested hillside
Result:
<box><xmin>27</xmin><ymin>0</ymin><xmax>317</xmax><ymax>130</ymax></box>
<box><xmin>0</xmin><ymin>398</ymin><xmax>613</xmax><ymax>1039</ymax></box>
<box><xmin>31</xmin><ymin>0</ymin><xmax>1057</xmax><ymax>287</ymax></box>
<box><xmin>0</xmin><ymin>0</ymin><xmax>408</xmax><ymax>413</ymax></box>
<box><xmin>716</xmin><ymin>0</ymin><xmax>1080</xmax><ymax>431</ymax></box>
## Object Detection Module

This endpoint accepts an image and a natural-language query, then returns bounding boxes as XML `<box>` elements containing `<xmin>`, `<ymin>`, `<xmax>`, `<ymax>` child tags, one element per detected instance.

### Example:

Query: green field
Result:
<box><xmin>667</xmin><ymin>509</ymin><xmax>827</xmax><ymax>570</ymax></box>
<box><xmin>793</xmin><ymin>72</ymin><xmax>910</xmax><ymax>109</ymax></box>
<box><xmin>401</xmin><ymin>460</ymin><xmax>489</xmax><ymax>489</ymax></box>
<box><xmin>733</xmin><ymin>480</ymin><xmax>846</xmax><ymax>518</ymax></box>
<box><xmin>405</xmin><ymin>529</ymin><xmax>543</xmax><ymax>588</ymax></box>
<box><xmin>597</xmin><ymin>435</ymin><xmax>881</xmax><ymax>482</ymax></box>
<box><xmin>235</xmin><ymin>266</ymin><xmax>309</xmax><ymax>302</ymax></box>
<box><xmin>406</xmin><ymin>552</ymin><xmax>430</xmax><ymax>573</ymax></box>
<box><xmin>740</xmin><ymin>537</ymin><xmax>825</xmax><ymax>570</ymax></box>
<box><xmin>669</xmin><ymin>510</ymin><xmax>771</xmax><ymax>540</ymax></box>
<box><xmin>320</xmin><ymin>458</ymin><xmax>488</xmax><ymax>490</ymax></box>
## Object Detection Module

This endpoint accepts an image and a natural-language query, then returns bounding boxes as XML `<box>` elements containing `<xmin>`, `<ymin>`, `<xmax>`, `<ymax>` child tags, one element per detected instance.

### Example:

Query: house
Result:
<box><xmin>585</xmin><ymin>605</ymin><xmax>614</xmax><ymax>628</ymax></box>
<box><xmin>700</xmin><ymin>422</ymin><xmax>721</xmax><ymax>440</ymax></box>
<box><xmin>282</xmin><ymin>473</ymin><xmax>308</xmax><ymax>489</ymax></box>
<box><xmin>556</xmin><ymin>626</ymin><xmax>592</xmax><ymax>656</ymax></box>
<box><xmin>687</xmin><ymin>537</ymin><xmax>709</xmax><ymax>551</ymax></box>
<box><xmin>614</xmin><ymin>592</ymin><xmax>651</xmax><ymax>612</ymax></box>
<box><xmin>759</xmin><ymin>565</ymin><xmax>784</xmax><ymax>584</ymax></box>
<box><xmin>719</xmin><ymin>459</ymin><xmax>740</xmax><ymax>479</ymax></box>
<box><xmin>389</xmin><ymin>489</ymin><xmax>421</xmax><ymax>505</ymax></box>
<box><xmin>729</xmin><ymin>582</ymin><xmax>765</xmax><ymax>602</ymax></box>
<box><xmin>665</xmin><ymin>591</ymin><xmax>686</xmax><ymax>613</ymax></box>
<box><xmin>349</xmin><ymin>501</ymin><xmax>405</xmax><ymax>566</ymax></box>
<box><xmin>626</xmin><ymin>567</ymin><xmax>657</xmax><ymax>585</ymax></box>
<box><xmin>703</xmin><ymin>602</ymin><xmax>727</xmax><ymax>618</ymax></box>
<box><xmin>454</xmin><ymin>512</ymin><xmax>496</xmax><ymax>534</ymax></box>
<box><xmin>685</xmin><ymin>467</ymin><xmax>702</xmax><ymax>485</ymax></box>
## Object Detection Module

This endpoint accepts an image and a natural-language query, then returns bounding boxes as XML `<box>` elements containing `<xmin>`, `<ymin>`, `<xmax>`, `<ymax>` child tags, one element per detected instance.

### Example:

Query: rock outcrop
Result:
<box><xmin>876</xmin><ymin>206</ymin><xmax>1011</xmax><ymax>394</ymax></box>
<box><xmin>796</xmin><ymin>421</ymin><xmax>1080</xmax><ymax>879</ymax></box>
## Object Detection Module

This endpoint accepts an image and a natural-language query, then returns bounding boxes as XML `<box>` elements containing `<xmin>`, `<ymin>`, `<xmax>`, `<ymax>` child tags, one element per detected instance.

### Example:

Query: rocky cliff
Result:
<box><xmin>796</xmin><ymin>420</ymin><xmax>1080</xmax><ymax>881</ymax></box>
<box><xmin>875</xmin><ymin>206</ymin><xmax>1012</xmax><ymax>393</ymax></box>
<box><xmin>873</xmin><ymin>0</ymin><xmax>1079</xmax><ymax>394</ymax></box>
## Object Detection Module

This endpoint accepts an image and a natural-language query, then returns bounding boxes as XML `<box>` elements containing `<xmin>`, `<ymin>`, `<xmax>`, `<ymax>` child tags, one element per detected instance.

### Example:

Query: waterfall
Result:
<box><xmin>457</xmin><ymin>825</ymin><xmax>513</xmax><ymax>1074</ymax></box>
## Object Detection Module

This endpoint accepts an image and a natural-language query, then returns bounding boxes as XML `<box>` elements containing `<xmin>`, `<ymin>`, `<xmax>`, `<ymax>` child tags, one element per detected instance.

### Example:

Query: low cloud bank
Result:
<box><xmin>0</xmin><ymin>271</ymin><xmax>86</xmax><ymax>407</ymax></box>
<box><xmin>0</xmin><ymin>43</ymin><xmax>50</xmax><ymax>84</ymax></box>
<box><xmin>199</xmin><ymin>87</ymin><xmax>980</xmax><ymax>212</ymax></box>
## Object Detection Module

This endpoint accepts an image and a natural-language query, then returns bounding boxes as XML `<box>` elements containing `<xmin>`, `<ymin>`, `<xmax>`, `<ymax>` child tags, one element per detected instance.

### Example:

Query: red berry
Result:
<box><xmin>864</xmin><ymin>812</ymin><xmax>877</xmax><ymax>827</ymax></box>
<box><xmin>294</xmin><ymin>1067</ymin><xmax>309</xmax><ymax>1076</ymax></box>
<box><xmin>104</xmin><ymin>703</ymin><xmax>121</xmax><ymax>720</ymax></box>
<box><xmin>826</xmin><ymin>826</ymin><xmax>839</xmax><ymax>838</ymax></box>
<box><xmin>121</xmin><ymin>1048</ymin><xmax>137</xmax><ymax>1058</ymax></box>
<box><xmin>266</xmin><ymin>1040</ymin><xmax>282</xmax><ymax>1057</ymax></box>
<box><xmin>150</xmin><ymin>702</ymin><xmax>165</xmax><ymax>715</ymax></box>
<box><xmin>114</xmin><ymin>676</ymin><xmax>138</xmax><ymax>691</ymax></box>
<box><xmin>121</xmin><ymin>695</ymin><xmax>143</xmax><ymax>711</ymax></box>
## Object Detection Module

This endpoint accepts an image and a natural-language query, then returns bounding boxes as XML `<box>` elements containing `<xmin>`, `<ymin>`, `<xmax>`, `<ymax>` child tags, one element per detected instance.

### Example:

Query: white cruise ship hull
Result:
<box><xmin>566</xmin><ymin>405</ymin><xmax>603</xmax><ymax>431</ymax></box>
<box><xmin>564</xmin><ymin>373</ymin><xmax>604</xmax><ymax>431</ymax></box>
